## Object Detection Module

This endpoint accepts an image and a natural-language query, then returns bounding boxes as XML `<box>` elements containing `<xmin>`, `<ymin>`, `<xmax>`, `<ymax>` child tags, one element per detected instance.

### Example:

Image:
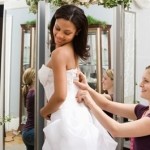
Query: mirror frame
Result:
<box><xmin>18</xmin><ymin>23</ymin><xmax>36</xmax><ymax>131</ymax></box>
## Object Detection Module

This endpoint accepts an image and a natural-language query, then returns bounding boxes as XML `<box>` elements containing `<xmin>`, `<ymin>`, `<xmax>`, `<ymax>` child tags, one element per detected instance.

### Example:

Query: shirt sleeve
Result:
<box><xmin>134</xmin><ymin>104</ymin><xmax>149</xmax><ymax>119</ymax></box>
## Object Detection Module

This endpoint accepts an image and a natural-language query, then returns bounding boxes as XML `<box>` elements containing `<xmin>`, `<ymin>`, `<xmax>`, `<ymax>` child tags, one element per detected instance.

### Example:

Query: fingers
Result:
<box><xmin>45</xmin><ymin>114</ymin><xmax>51</xmax><ymax>120</ymax></box>
<box><xmin>76</xmin><ymin>90</ymin><xmax>81</xmax><ymax>102</ymax></box>
<box><xmin>76</xmin><ymin>90</ymin><xmax>88</xmax><ymax>102</ymax></box>
<box><xmin>40</xmin><ymin>108</ymin><xmax>51</xmax><ymax>120</ymax></box>
<box><xmin>74</xmin><ymin>80</ymin><xmax>83</xmax><ymax>87</ymax></box>
<box><xmin>77</xmin><ymin>71</ymin><xmax>86</xmax><ymax>82</ymax></box>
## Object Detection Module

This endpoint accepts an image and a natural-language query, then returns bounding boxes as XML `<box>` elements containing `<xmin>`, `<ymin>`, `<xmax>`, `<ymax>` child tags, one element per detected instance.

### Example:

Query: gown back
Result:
<box><xmin>38</xmin><ymin>64</ymin><xmax>117</xmax><ymax>150</ymax></box>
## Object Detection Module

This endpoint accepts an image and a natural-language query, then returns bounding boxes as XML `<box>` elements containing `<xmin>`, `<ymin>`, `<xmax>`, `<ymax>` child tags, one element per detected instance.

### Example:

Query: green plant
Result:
<box><xmin>100</xmin><ymin>0</ymin><xmax>132</xmax><ymax>8</ymax></box>
<box><xmin>87</xmin><ymin>15</ymin><xmax>107</xmax><ymax>28</ymax></box>
<box><xmin>26</xmin><ymin>0</ymin><xmax>132</xmax><ymax>14</ymax></box>
<box><xmin>0</xmin><ymin>116</ymin><xmax>11</xmax><ymax>125</ymax></box>
<box><xmin>25</xmin><ymin>20</ymin><xmax>36</xmax><ymax>26</ymax></box>
<box><xmin>26</xmin><ymin>0</ymin><xmax>39</xmax><ymax>14</ymax></box>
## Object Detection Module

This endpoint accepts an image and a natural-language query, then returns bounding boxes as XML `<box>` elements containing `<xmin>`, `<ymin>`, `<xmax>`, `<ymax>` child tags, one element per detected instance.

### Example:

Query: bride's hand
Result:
<box><xmin>40</xmin><ymin>107</ymin><xmax>51</xmax><ymax>120</ymax></box>
<box><xmin>45</xmin><ymin>114</ymin><xmax>51</xmax><ymax>120</ymax></box>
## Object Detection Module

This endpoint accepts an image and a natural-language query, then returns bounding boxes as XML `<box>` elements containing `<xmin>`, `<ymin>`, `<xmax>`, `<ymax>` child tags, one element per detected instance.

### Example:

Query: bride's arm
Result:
<box><xmin>40</xmin><ymin>48</ymin><xmax>67</xmax><ymax>119</ymax></box>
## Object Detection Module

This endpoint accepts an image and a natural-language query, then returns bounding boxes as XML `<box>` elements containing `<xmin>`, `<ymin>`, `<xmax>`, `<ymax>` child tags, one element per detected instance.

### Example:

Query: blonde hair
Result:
<box><xmin>146</xmin><ymin>65</ymin><xmax>150</xmax><ymax>70</ymax></box>
<box><xmin>146</xmin><ymin>65</ymin><xmax>150</xmax><ymax>74</ymax></box>
<box><xmin>22</xmin><ymin>68</ymin><xmax>35</xmax><ymax>102</ymax></box>
<box><xmin>105</xmin><ymin>69</ymin><xmax>114</xmax><ymax>80</ymax></box>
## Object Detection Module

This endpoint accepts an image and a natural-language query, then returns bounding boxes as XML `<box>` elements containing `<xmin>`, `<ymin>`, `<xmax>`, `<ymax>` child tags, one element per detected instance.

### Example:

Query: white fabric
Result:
<box><xmin>38</xmin><ymin>64</ymin><xmax>117</xmax><ymax>150</ymax></box>
<box><xmin>134</xmin><ymin>0</ymin><xmax>150</xmax><ymax>8</ymax></box>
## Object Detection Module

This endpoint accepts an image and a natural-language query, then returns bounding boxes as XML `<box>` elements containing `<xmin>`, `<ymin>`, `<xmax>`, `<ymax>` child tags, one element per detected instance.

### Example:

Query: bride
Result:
<box><xmin>38</xmin><ymin>4</ymin><xmax>117</xmax><ymax>150</ymax></box>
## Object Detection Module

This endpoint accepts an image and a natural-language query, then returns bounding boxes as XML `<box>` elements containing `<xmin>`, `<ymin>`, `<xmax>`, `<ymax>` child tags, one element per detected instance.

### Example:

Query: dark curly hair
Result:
<box><xmin>49</xmin><ymin>4</ymin><xmax>90</xmax><ymax>61</ymax></box>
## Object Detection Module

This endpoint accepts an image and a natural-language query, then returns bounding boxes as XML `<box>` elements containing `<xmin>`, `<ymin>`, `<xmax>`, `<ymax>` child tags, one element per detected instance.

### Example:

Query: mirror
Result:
<box><xmin>19</xmin><ymin>23</ymin><xmax>36</xmax><ymax>132</ymax></box>
<box><xmin>21</xmin><ymin>24</ymin><xmax>36</xmax><ymax>69</ymax></box>
<box><xmin>80</xmin><ymin>24</ymin><xmax>111</xmax><ymax>93</ymax></box>
<box><xmin>123</xmin><ymin>10</ymin><xmax>136</xmax><ymax>104</ymax></box>
<box><xmin>2</xmin><ymin>6</ymin><xmax>36</xmax><ymax>149</ymax></box>
<box><xmin>101</xmin><ymin>25</ymin><xmax>111</xmax><ymax>71</ymax></box>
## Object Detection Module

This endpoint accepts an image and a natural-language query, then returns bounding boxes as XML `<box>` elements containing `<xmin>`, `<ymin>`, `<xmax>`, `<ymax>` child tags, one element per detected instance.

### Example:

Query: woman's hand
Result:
<box><xmin>76</xmin><ymin>89</ymin><xmax>96</xmax><ymax>109</ymax></box>
<box><xmin>74</xmin><ymin>71</ymin><xmax>90</xmax><ymax>90</ymax></box>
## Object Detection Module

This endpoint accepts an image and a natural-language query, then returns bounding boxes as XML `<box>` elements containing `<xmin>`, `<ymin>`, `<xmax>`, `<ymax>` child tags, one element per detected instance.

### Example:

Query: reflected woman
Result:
<box><xmin>22</xmin><ymin>68</ymin><xmax>35</xmax><ymax>150</ymax></box>
<box><xmin>102</xmin><ymin>69</ymin><xmax>114</xmax><ymax>101</ymax></box>
<box><xmin>102</xmin><ymin>69</ymin><xmax>114</xmax><ymax>118</ymax></box>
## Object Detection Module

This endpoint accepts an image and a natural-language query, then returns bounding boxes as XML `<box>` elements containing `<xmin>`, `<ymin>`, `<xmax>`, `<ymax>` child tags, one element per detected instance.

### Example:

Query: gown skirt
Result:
<box><xmin>38</xmin><ymin>65</ymin><xmax>117</xmax><ymax>150</ymax></box>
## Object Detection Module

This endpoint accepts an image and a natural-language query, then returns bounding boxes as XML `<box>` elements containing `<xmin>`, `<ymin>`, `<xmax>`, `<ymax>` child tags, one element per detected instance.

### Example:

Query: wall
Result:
<box><xmin>4</xmin><ymin>0</ymin><xmax>27</xmax><ymax>9</ymax></box>
<box><xmin>0</xmin><ymin>0</ymin><xmax>4</xmax><ymax>4</ymax></box>
<box><xmin>130</xmin><ymin>2</ymin><xmax>150</xmax><ymax>104</ymax></box>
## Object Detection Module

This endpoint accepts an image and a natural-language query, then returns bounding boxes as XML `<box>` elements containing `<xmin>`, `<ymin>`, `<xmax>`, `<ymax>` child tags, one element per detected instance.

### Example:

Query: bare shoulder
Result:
<box><xmin>51</xmin><ymin>46</ymin><xmax>69</xmax><ymax>60</ymax></box>
<box><xmin>50</xmin><ymin>46</ymin><xmax>71</xmax><ymax>69</ymax></box>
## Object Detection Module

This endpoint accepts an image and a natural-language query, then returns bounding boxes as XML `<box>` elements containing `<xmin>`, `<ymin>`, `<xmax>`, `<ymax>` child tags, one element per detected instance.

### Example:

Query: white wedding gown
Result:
<box><xmin>38</xmin><ymin>64</ymin><xmax>117</xmax><ymax>150</ymax></box>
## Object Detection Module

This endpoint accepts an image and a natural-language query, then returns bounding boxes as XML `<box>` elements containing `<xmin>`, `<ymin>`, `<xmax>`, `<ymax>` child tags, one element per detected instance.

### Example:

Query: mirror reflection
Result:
<box><xmin>21</xmin><ymin>67</ymin><xmax>35</xmax><ymax>150</ymax></box>
<box><xmin>3</xmin><ymin>6</ymin><xmax>36</xmax><ymax>150</ymax></box>
<box><xmin>80</xmin><ymin>24</ymin><xmax>111</xmax><ymax>93</ymax></box>
<box><xmin>20</xmin><ymin>23</ymin><xmax>36</xmax><ymax>130</ymax></box>
<box><xmin>101</xmin><ymin>25</ymin><xmax>111</xmax><ymax>71</ymax></box>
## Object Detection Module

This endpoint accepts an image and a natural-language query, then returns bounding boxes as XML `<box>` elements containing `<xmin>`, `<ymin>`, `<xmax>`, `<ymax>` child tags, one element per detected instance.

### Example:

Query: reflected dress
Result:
<box><xmin>38</xmin><ymin>64</ymin><xmax>117</xmax><ymax>150</ymax></box>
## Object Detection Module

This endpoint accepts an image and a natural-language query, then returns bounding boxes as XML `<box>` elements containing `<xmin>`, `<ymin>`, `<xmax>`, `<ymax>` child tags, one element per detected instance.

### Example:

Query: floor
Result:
<box><xmin>4</xmin><ymin>130</ymin><xmax>130</xmax><ymax>150</ymax></box>
<box><xmin>5</xmin><ymin>130</ymin><xmax>26</xmax><ymax>150</ymax></box>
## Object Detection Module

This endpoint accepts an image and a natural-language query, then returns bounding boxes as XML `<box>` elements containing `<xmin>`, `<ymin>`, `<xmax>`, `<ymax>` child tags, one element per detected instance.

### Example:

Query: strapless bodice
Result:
<box><xmin>38</xmin><ymin>64</ymin><xmax>78</xmax><ymax>101</ymax></box>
